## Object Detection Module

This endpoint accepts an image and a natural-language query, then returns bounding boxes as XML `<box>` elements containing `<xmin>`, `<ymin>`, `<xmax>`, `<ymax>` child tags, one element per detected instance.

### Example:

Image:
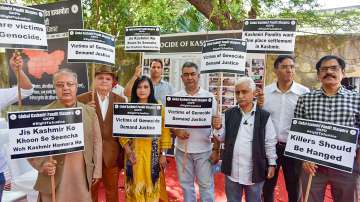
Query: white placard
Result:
<box><xmin>0</xmin><ymin>3</ymin><xmax>47</xmax><ymax>50</ymax></box>
<box><xmin>201</xmin><ymin>38</ymin><xmax>247</xmax><ymax>74</ymax></box>
<box><xmin>8</xmin><ymin>108</ymin><xmax>84</xmax><ymax>159</ymax></box>
<box><xmin>125</xmin><ymin>26</ymin><xmax>160</xmax><ymax>52</ymax></box>
<box><xmin>113</xmin><ymin>103</ymin><xmax>162</xmax><ymax>138</ymax></box>
<box><xmin>165</xmin><ymin>96</ymin><xmax>213</xmax><ymax>128</ymax></box>
<box><xmin>284</xmin><ymin>118</ymin><xmax>359</xmax><ymax>173</ymax></box>
<box><xmin>67</xmin><ymin>29</ymin><xmax>115</xmax><ymax>65</ymax></box>
<box><xmin>243</xmin><ymin>19</ymin><xmax>296</xmax><ymax>54</ymax></box>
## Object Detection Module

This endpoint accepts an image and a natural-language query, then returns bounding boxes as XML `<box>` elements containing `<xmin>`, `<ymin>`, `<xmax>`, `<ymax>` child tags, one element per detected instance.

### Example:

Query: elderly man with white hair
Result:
<box><xmin>213</xmin><ymin>77</ymin><xmax>277</xmax><ymax>202</ymax></box>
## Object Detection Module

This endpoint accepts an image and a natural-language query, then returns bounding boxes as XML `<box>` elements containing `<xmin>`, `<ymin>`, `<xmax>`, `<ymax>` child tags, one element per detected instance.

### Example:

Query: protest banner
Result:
<box><xmin>201</xmin><ymin>38</ymin><xmax>247</xmax><ymax>74</ymax></box>
<box><xmin>67</xmin><ymin>29</ymin><xmax>115</xmax><ymax>66</ymax></box>
<box><xmin>0</xmin><ymin>3</ymin><xmax>47</xmax><ymax>50</ymax></box>
<box><xmin>8</xmin><ymin>108</ymin><xmax>84</xmax><ymax>159</ymax></box>
<box><xmin>113</xmin><ymin>103</ymin><xmax>162</xmax><ymax>138</ymax></box>
<box><xmin>6</xmin><ymin>0</ymin><xmax>88</xmax><ymax>105</ymax></box>
<box><xmin>284</xmin><ymin>118</ymin><xmax>359</xmax><ymax>173</ymax></box>
<box><xmin>125</xmin><ymin>26</ymin><xmax>160</xmax><ymax>52</ymax></box>
<box><xmin>243</xmin><ymin>19</ymin><xmax>296</xmax><ymax>54</ymax></box>
<box><xmin>165</xmin><ymin>96</ymin><xmax>213</xmax><ymax>128</ymax></box>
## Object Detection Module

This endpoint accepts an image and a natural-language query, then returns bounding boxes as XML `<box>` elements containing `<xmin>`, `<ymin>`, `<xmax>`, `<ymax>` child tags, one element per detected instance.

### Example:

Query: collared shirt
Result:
<box><xmin>0</xmin><ymin>86</ymin><xmax>33</xmax><ymax>111</ymax></box>
<box><xmin>295</xmin><ymin>86</ymin><xmax>360</xmax><ymax>128</ymax></box>
<box><xmin>97</xmin><ymin>92</ymin><xmax>109</xmax><ymax>121</ymax></box>
<box><xmin>174</xmin><ymin>88</ymin><xmax>217</xmax><ymax>153</ymax></box>
<box><xmin>154</xmin><ymin>80</ymin><xmax>174</xmax><ymax>105</ymax></box>
<box><xmin>219</xmin><ymin>104</ymin><xmax>277</xmax><ymax>185</ymax></box>
<box><xmin>263</xmin><ymin>82</ymin><xmax>309</xmax><ymax>143</ymax></box>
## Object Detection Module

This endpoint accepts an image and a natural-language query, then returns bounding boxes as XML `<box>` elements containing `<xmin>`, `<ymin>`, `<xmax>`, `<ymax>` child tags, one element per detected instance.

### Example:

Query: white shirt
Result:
<box><xmin>174</xmin><ymin>88</ymin><xmax>217</xmax><ymax>153</ymax></box>
<box><xmin>263</xmin><ymin>82</ymin><xmax>309</xmax><ymax>143</ymax></box>
<box><xmin>112</xmin><ymin>84</ymin><xmax>128</xmax><ymax>102</ymax></box>
<box><xmin>97</xmin><ymin>92</ymin><xmax>109</xmax><ymax>121</ymax></box>
<box><xmin>0</xmin><ymin>86</ymin><xmax>33</xmax><ymax>111</ymax></box>
<box><xmin>219</xmin><ymin>104</ymin><xmax>277</xmax><ymax>185</ymax></box>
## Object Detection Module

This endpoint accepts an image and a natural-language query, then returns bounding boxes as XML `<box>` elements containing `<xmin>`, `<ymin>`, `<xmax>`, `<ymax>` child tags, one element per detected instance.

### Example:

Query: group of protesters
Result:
<box><xmin>0</xmin><ymin>53</ymin><xmax>359</xmax><ymax>202</ymax></box>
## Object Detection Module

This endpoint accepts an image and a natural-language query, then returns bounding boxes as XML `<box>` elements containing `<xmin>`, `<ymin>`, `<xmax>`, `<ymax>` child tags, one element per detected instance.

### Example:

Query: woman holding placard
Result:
<box><xmin>119</xmin><ymin>76</ymin><xmax>171</xmax><ymax>202</ymax></box>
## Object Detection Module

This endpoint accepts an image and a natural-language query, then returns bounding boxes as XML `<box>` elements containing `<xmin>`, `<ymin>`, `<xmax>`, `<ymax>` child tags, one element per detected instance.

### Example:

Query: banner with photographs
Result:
<box><xmin>68</xmin><ymin>29</ymin><xmax>115</xmax><ymax>65</ymax></box>
<box><xmin>0</xmin><ymin>3</ymin><xmax>47</xmax><ymax>50</ymax></box>
<box><xmin>6</xmin><ymin>0</ymin><xmax>88</xmax><ymax>105</ymax></box>
<box><xmin>284</xmin><ymin>118</ymin><xmax>359</xmax><ymax>173</ymax></box>
<box><xmin>8</xmin><ymin>108</ymin><xmax>84</xmax><ymax>159</ymax></box>
<box><xmin>201</xmin><ymin>38</ymin><xmax>247</xmax><ymax>74</ymax></box>
<box><xmin>125</xmin><ymin>26</ymin><xmax>160</xmax><ymax>52</ymax></box>
<box><xmin>113</xmin><ymin>103</ymin><xmax>162</xmax><ymax>138</ymax></box>
<box><xmin>243</xmin><ymin>19</ymin><xmax>296</xmax><ymax>54</ymax></box>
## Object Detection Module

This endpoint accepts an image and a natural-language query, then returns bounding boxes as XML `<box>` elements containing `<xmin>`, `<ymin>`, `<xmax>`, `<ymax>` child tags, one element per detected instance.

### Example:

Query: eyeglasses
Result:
<box><xmin>319</xmin><ymin>65</ymin><xmax>341</xmax><ymax>72</ymax></box>
<box><xmin>55</xmin><ymin>82</ymin><xmax>77</xmax><ymax>88</ymax></box>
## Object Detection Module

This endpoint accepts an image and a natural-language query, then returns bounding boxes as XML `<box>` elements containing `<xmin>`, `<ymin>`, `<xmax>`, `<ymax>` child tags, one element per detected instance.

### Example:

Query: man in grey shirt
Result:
<box><xmin>124</xmin><ymin>59</ymin><xmax>174</xmax><ymax>104</ymax></box>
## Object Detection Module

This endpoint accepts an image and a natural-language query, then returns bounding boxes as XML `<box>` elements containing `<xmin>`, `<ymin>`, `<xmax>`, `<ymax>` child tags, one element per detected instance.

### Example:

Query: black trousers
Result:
<box><xmin>263</xmin><ymin>142</ymin><xmax>302</xmax><ymax>202</ymax></box>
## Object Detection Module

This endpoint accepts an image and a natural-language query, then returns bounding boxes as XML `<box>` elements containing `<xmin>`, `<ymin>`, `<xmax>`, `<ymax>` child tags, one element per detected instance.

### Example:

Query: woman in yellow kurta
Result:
<box><xmin>119</xmin><ymin>76</ymin><xmax>171</xmax><ymax>202</ymax></box>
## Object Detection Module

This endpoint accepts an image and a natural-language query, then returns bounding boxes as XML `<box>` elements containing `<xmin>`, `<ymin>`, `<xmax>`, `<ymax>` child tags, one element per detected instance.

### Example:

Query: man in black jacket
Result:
<box><xmin>213</xmin><ymin>77</ymin><xmax>277</xmax><ymax>202</ymax></box>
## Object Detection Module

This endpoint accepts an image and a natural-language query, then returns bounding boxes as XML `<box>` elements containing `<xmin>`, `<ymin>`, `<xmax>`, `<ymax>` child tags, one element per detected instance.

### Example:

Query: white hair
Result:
<box><xmin>235</xmin><ymin>77</ymin><xmax>256</xmax><ymax>92</ymax></box>
<box><xmin>53</xmin><ymin>68</ymin><xmax>78</xmax><ymax>84</ymax></box>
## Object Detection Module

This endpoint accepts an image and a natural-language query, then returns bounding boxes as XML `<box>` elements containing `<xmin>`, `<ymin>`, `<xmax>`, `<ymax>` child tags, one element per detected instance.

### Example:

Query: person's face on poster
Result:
<box><xmin>95</xmin><ymin>73</ymin><xmax>114</xmax><ymax>93</ymax></box>
<box><xmin>275</xmin><ymin>58</ymin><xmax>295</xmax><ymax>84</ymax></box>
<box><xmin>181</xmin><ymin>66</ymin><xmax>200</xmax><ymax>90</ymax></box>
<box><xmin>54</xmin><ymin>73</ymin><xmax>78</xmax><ymax>105</ymax></box>
<box><xmin>150</xmin><ymin>61</ymin><xmax>163</xmax><ymax>79</ymax></box>
<box><xmin>317</xmin><ymin>59</ymin><xmax>345</xmax><ymax>89</ymax></box>
<box><xmin>235</xmin><ymin>83</ymin><xmax>255</xmax><ymax>110</ymax></box>
<box><xmin>136</xmin><ymin>80</ymin><xmax>151</xmax><ymax>101</ymax></box>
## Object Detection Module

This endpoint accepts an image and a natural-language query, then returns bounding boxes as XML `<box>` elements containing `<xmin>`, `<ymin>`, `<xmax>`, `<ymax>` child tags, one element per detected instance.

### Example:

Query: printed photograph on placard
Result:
<box><xmin>209</xmin><ymin>87</ymin><xmax>221</xmax><ymax>97</ymax></box>
<box><xmin>222</xmin><ymin>77</ymin><xmax>235</xmax><ymax>86</ymax></box>
<box><xmin>222</xmin><ymin>97</ymin><xmax>234</xmax><ymax>105</ymax></box>
<box><xmin>209</xmin><ymin>77</ymin><xmax>221</xmax><ymax>86</ymax></box>
<box><xmin>222</xmin><ymin>87</ymin><xmax>235</xmax><ymax>97</ymax></box>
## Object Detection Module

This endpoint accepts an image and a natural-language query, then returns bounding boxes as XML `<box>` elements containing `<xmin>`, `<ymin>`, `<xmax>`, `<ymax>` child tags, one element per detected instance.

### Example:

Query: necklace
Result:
<box><xmin>243</xmin><ymin>111</ymin><xmax>255</xmax><ymax>125</ymax></box>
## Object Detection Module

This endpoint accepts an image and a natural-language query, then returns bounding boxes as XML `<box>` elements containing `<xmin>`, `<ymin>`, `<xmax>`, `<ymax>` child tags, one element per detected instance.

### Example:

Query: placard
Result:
<box><xmin>8</xmin><ymin>108</ymin><xmax>84</xmax><ymax>159</ymax></box>
<box><xmin>125</xmin><ymin>26</ymin><xmax>160</xmax><ymax>52</ymax></box>
<box><xmin>201</xmin><ymin>38</ymin><xmax>247</xmax><ymax>74</ymax></box>
<box><xmin>68</xmin><ymin>29</ymin><xmax>115</xmax><ymax>65</ymax></box>
<box><xmin>113</xmin><ymin>103</ymin><xmax>162</xmax><ymax>138</ymax></box>
<box><xmin>284</xmin><ymin>118</ymin><xmax>359</xmax><ymax>173</ymax></box>
<box><xmin>165</xmin><ymin>96</ymin><xmax>213</xmax><ymax>128</ymax></box>
<box><xmin>0</xmin><ymin>3</ymin><xmax>47</xmax><ymax>50</ymax></box>
<box><xmin>243</xmin><ymin>19</ymin><xmax>296</xmax><ymax>54</ymax></box>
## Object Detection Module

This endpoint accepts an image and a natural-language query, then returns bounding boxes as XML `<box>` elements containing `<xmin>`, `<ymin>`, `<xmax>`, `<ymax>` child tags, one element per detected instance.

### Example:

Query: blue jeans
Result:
<box><xmin>0</xmin><ymin>172</ymin><xmax>5</xmax><ymax>202</ymax></box>
<box><xmin>225</xmin><ymin>176</ymin><xmax>264</xmax><ymax>202</ymax></box>
<box><xmin>175</xmin><ymin>148</ymin><xmax>214</xmax><ymax>202</ymax></box>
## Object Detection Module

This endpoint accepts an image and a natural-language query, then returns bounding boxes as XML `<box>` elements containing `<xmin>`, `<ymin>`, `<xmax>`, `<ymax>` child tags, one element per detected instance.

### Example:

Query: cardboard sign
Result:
<box><xmin>125</xmin><ymin>26</ymin><xmax>160</xmax><ymax>52</ymax></box>
<box><xmin>0</xmin><ymin>3</ymin><xmax>47</xmax><ymax>50</ymax></box>
<box><xmin>68</xmin><ymin>29</ymin><xmax>115</xmax><ymax>65</ymax></box>
<box><xmin>8</xmin><ymin>108</ymin><xmax>84</xmax><ymax>159</ymax></box>
<box><xmin>165</xmin><ymin>96</ymin><xmax>213</xmax><ymax>128</ymax></box>
<box><xmin>201</xmin><ymin>38</ymin><xmax>247</xmax><ymax>74</ymax></box>
<box><xmin>113</xmin><ymin>103</ymin><xmax>162</xmax><ymax>138</ymax></box>
<box><xmin>284</xmin><ymin>118</ymin><xmax>359</xmax><ymax>173</ymax></box>
<box><xmin>243</xmin><ymin>19</ymin><xmax>296</xmax><ymax>54</ymax></box>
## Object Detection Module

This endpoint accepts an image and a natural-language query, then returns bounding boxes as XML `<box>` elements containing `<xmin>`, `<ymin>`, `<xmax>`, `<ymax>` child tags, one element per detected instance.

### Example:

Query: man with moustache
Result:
<box><xmin>28</xmin><ymin>68</ymin><xmax>102</xmax><ymax>202</ymax></box>
<box><xmin>78</xmin><ymin>66</ymin><xmax>127</xmax><ymax>202</ymax></box>
<box><xmin>262</xmin><ymin>55</ymin><xmax>309</xmax><ymax>202</ymax></box>
<box><xmin>295</xmin><ymin>55</ymin><xmax>360</xmax><ymax>202</ymax></box>
<box><xmin>124</xmin><ymin>59</ymin><xmax>174</xmax><ymax>104</ymax></box>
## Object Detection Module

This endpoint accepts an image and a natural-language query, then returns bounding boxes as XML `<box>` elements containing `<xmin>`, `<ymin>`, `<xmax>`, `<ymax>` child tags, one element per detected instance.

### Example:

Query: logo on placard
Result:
<box><xmin>350</xmin><ymin>130</ymin><xmax>357</xmax><ymax>135</ymax></box>
<box><xmin>38</xmin><ymin>12</ymin><xmax>43</xmax><ymax>17</ymax></box>
<box><xmin>242</xmin><ymin>41</ymin><xmax>246</xmax><ymax>46</ymax></box>
<box><xmin>69</xmin><ymin>31</ymin><xmax>74</xmax><ymax>35</ymax></box>
<box><xmin>156</xmin><ymin>27</ymin><xmax>160</xmax><ymax>31</ymax></box>
<box><xmin>291</xmin><ymin>20</ymin><xmax>296</xmax><ymax>25</ymax></box>
<box><xmin>114</xmin><ymin>105</ymin><xmax>118</xmax><ymax>109</ymax></box>
<box><xmin>208</xmin><ymin>98</ymin><xmax>212</xmax><ymax>102</ymax></box>
<box><xmin>293</xmin><ymin>120</ymin><xmax>298</xmax><ymax>125</ymax></box>
<box><xmin>10</xmin><ymin>114</ymin><xmax>17</xmax><ymax>120</ymax></box>
<box><xmin>167</xmin><ymin>97</ymin><xmax>171</xmax><ymax>101</ymax></box>
<box><xmin>71</xmin><ymin>4</ymin><xmax>79</xmax><ymax>14</ymax></box>
<box><xmin>157</xmin><ymin>106</ymin><xmax>161</xmax><ymax>110</ymax></box>
<box><xmin>75</xmin><ymin>110</ymin><xmax>81</xmax><ymax>115</ymax></box>
<box><xmin>244</xmin><ymin>21</ymin><xmax>249</xmax><ymax>25</ymax></box>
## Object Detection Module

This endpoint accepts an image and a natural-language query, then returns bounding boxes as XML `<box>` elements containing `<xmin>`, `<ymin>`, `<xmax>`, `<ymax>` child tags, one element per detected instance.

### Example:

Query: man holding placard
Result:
<box><xmin>294</xmin><ymin>55</ymin><xmax>360</xmax><ymax>202</ymax></box>
<box><xmin>78</xmin><ymin>66</ymin><xmax>126</xmax><ymax>202</ymax></box>
<box><xmin>262</xmin><ymin>55</ymin><xmax>309</xmax><ymax>202</ymax></box>
<box><xmin>0</xmin><ymin>53</ymin><xmax>33</xmax><ymax>201</ymax></box>
<box><xmin>28</xmin><ymin>69</ymin><xmax>102</xmax><ymax>202</ymax></box>
<box><xmin>172</xmin><ymin>62</ymin><xmax>217</xmax><ymax>202</ymax></box>
<box><xmin>124</xmin><ymin>59</ymin><xmax>174</xmax><ymax>104</ymax></box>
